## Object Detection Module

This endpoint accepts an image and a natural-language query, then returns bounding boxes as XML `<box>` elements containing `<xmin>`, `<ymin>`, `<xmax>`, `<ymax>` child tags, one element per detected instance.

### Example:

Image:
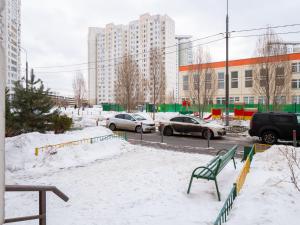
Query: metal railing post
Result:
<box><xmin>39</xmin><ymin>191</ymin><xmax>46</xmax><ymax>225</ymax></box>
<box><xmin>293</xmin><ymin>130</ymin><xmax>297</xmax><ymax>147</ymax></box>
<box><xmin>140</xmin><ymin>122</ymin><xmax>143</xmax><ymax>141</ymax></box>
<box><xmin>160</xmin><ymin>123</ymin><xmax>164</xmax><ymax>143</ymax></box>
<box><xmin>207</xmin><ymin>130</ymin><xmax>211</xmax><ymax>148</ymax></box>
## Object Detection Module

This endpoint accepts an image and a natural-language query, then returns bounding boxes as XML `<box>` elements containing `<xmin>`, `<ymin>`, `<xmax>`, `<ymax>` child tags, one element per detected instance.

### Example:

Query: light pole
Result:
<box><xmin>225</xmin><ymin>0</ymin><xmax>230</xmax><ymax>126</ymax></box>
<box><xmin>20</xmin><ymin>47</ymin><xmax>28</xmax><ymax>90</ymax></box>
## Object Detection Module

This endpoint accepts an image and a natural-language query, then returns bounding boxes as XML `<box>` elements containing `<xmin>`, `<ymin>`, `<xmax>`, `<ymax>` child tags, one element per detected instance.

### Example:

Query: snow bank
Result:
<box><xmin>5</xmin><ymin>126</ymin><xmax>113</xmax><ymax>172</ymax></box>
<box><xmin>227</xmin><ymin>145</ymin><xmax>300</xmax><ymax>225</ymax></box>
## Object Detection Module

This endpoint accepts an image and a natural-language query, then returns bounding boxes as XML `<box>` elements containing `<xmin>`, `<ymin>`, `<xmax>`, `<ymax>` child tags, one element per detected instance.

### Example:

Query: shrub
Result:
<box><xmin>51</xmin><ymin>114</ymin><xmax>73</xmax><ymax>134</ymax></box>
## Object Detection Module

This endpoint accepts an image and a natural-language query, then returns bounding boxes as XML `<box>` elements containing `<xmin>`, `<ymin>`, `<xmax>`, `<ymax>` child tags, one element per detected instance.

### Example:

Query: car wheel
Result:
<box><xmin>262</xmin><ymin>131</ymin><xmax>277</xmax><ymax>145</ymax></box>
<box><xmin>109</xmin><ymin>123</ymin><xmax>116</xmax><ymax>131</ymax></box>
<box><xmin>202</xmin><ymin>129</ymin><xmax>214</xmax><ymax>139</ymax></box>
<box><xmin>135</xmin><ymin>125</ymin><xmax>142</xmax><ymax>133</ymax></box>
<box><xmin>163</xmin><ymin>126</ymin><xmax>173</xmax><ymax>136</ymax></box>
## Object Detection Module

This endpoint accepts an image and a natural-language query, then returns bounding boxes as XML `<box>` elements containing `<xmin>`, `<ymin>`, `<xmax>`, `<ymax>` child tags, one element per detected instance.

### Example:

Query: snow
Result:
<box><xmin>5</xmin><ymin>126</ymin><xmax>112</xmax><ymax>172</ymax></box>
<box><xmin>227</xmin><ymin>145</ymin><xmax>300</xmax><ymax>225</ymax></box>
<box><xmin>5</xmin><ymin>119</ymin><xmax>299</xmax><ymax>225</ymax></box>
<box><xmin>5</xmin><ymin>127</ymin><xmax>242</xmax><ymax>225</ymax></box>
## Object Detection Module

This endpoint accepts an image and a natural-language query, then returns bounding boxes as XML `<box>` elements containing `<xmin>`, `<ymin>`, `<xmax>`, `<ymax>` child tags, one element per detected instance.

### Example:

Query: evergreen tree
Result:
<box><xmin>11</xmin><ymin>73</ymin><xmax>56</xmax><ymax>133</ymax></box>
<box><xmin>5</xmin><ymin>88</ymin><xmax>17</xmax><ymax>136</ymax></box>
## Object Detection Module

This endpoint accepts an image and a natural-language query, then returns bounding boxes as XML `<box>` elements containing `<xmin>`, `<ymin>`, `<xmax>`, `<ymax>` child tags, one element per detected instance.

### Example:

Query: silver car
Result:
<box><xmin>159</xmin><ymin>115</ymin><xmax>226</xmax><ymax>138</ymax></box>
<box><xmin>106</xmin><ymin>113</ymin><xmax>155</xmax><ymax>133</ymax></box>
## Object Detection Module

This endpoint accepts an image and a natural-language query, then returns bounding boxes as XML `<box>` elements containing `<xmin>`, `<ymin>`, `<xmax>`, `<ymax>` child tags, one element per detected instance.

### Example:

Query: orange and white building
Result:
<box><xmin>179</xmin><ymin>53</ymin><xmax>300</xmax><ymax>104</ymax></box>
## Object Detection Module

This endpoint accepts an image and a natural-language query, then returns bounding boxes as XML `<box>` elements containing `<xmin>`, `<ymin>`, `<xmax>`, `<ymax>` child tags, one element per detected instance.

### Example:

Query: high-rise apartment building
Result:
<box><xmin>175</xmin><ymin>35</ymin><xmax>193</xmax><ymax>103</ymax></box>
<box><xmin>1</xmin><ymin>0</ymin><xmax>21</xmax><ymax>95</ymax></box>
<box><xmin>88</xmin><ymin>13</ymin><xmax>176</xmax><ymax>105</ymax></box>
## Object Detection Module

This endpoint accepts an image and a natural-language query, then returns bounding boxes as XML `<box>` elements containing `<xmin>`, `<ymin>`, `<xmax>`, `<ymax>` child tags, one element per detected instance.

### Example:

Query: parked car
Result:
<box><xmin>249</xmin><ymin>112</ymin><xmax>300</xmax><ymax>144</ymax></box>
<box><xmin>159</xmin><ymin>115</ymin><xmax>226</xmax><ymax>139</ymax></box>
<box><xmin>106</xmin><ymin>113</ymin><xmax>155</xmax><ymax>133</ymax></box>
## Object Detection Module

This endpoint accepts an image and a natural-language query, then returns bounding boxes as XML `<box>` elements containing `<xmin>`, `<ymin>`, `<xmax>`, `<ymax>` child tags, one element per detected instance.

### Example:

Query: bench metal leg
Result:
<box><xmin>214</xmin><ymin>179</ymin><xmax>221</xmax><ymax>201</ymax></box>
<box><xmin>232</xmin><ymin>157</ymin><xmax>236</xmax><ymax>169</ymax></box>
<box><xmin>187</xmin><ymin>175</ymin><xmax>194</xmax><ymax>194</ymax></box>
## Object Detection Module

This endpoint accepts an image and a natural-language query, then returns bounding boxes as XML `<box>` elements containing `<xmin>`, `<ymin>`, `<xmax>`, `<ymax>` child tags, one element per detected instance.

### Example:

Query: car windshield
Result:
<box><xmin>132</xmin><ymin>114</ymin><xmax>147</xmax><ymax>121</ymax></box>
<box><xmin>191</xmin><ymin>116</ymin><xmax>208</xmax><ymax>124</ymax></box>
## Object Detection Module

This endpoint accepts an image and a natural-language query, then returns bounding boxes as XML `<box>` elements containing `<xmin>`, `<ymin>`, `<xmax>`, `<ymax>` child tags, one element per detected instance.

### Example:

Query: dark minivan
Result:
<box><xmin>249</xmin><ymin>112</ymin><xmax>300</xmax><ymax>144</ymax></box>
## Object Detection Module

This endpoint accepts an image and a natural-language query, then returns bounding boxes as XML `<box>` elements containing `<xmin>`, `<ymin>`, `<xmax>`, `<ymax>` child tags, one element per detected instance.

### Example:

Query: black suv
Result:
<box><xmin>249</xmin><ymin>112</ymin><xmax>300</xmax><ymax>144</ymax></box>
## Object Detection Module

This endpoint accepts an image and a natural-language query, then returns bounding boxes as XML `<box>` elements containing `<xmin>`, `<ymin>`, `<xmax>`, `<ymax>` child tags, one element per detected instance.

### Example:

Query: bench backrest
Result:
<box><xmin>215</xmin><ymin>145</ymin><xmax>237</xmax><ymax>174</ymax></box>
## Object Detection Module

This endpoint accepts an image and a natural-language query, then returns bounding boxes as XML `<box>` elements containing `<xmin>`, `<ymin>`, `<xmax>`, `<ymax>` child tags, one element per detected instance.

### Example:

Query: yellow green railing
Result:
<box><xmin>34</xmin><ymin>131</ymin><xmax>127</xmax><ymax>156</ymax></box>
<box><xmin>214</xmin><ymin>143</ymin><xmax>271</xmax><ymax>225</ymax></box>
<box><xmin>254</xmin><ymin>143</ymin><xmax>271</xmax><ymax>153</ymax></box>
<box><xmin>236</xmin><ymin>145</ymin><xmax>254</xmax><ymax>194</ymax></box>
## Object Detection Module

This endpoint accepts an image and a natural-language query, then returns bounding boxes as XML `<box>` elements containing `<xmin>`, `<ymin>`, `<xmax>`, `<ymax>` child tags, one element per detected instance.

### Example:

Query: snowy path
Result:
<box><xmin>6</xmin><ymin>144</ymin><xmax>241</xmax><ymax>225</ymax></box>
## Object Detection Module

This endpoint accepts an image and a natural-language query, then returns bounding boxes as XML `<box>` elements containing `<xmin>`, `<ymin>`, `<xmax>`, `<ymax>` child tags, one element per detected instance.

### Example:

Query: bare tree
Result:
<box><xmin>189</xmin><ymin>48</ymin><xmax>217</xmax><ymax>118</ymax></box>
<box><xmin>252</xmin><ymin>28</ymin><xmax>292</xmax><ymax>111</ymax></box>
<box><xmin>115</xmin><ymin>54</ymin><xmax>144</xmax><ymax>112</ymax></box>
<box><xmin>72</xmin><ymin>71</ymin><xmax>86</xmax><ymax>108</ymax></box>
<box><xmin>149</xmin><ymin>47</ymin><xmax>166</xmax><ymax>120</ymax></box>
<box><xmin>279</xmin><ymin>146</ymin><xmax>300</xmax><ymax>192</ymax></box>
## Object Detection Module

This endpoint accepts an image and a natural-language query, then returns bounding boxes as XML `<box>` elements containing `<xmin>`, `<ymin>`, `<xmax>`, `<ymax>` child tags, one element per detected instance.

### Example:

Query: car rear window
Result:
<box><xmin>297</xmin><ymin>115</ymin><xmax>300</xmax><ymax>124</ymax></box>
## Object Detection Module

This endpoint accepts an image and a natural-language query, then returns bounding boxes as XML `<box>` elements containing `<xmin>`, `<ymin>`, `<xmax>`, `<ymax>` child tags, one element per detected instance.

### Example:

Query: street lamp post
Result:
<box><xmin>225</xmin><ymin>0</ymin><xmax>230</xmax><ymax>126</ymax></box>
<box><xmin>20</xmin><ymin>47</ymin><xmax>28</xmax><ymax>90</ymax></box>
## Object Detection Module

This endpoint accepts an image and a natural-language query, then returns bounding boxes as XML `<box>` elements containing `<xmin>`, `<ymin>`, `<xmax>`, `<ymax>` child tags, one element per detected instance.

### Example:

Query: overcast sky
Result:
<box><xmin>21</xmin><ymin>0</ymin><xmax>300</xmax><ymax>96</ymax></box>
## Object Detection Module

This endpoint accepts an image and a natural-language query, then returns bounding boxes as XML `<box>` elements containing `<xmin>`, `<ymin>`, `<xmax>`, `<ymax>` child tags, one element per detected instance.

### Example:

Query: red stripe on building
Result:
<box><xmin>179</xmin><ymin>53</ymin><xmax>300</xmax><ymax>72</ymax></box>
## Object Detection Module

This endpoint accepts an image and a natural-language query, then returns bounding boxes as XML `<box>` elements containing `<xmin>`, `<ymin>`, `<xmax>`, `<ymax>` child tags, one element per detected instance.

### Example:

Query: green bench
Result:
<box><xmin>187</xmin><ymin>145</ymin><xmax>237</xmax><ymax>201</ymax></box>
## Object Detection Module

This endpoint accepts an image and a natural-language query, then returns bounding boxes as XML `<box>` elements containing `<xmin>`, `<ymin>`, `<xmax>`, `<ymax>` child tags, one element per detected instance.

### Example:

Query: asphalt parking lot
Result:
<box><xmin>125</xmin><ymin>131</ymin><xmax>258</xmax><ymax>158</ymax></box>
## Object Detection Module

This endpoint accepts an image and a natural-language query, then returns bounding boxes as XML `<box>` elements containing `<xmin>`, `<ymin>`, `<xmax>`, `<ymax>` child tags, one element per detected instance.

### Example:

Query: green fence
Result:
<box><xmin>102</xmin><ymin>103</ymin><xmax>300</xmax><ymax>113</ymax></box>
<box><xmin>102</xmin><ymin>103</ymin><xmax>124</xmax><ymax>112</ymax></box>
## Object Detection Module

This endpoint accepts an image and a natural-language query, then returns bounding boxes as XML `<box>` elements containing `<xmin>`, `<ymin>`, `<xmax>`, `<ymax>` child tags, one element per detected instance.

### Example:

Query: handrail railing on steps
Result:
<box><xmin>4</xmin><ymin>185</ymin><xmax>69</xmax><ymax>225</ymax></box>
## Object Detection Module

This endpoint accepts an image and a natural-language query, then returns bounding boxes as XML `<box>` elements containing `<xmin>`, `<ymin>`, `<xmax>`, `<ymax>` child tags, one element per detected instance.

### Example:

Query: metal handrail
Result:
<box><xmin>5</xmin><ymin>185</ymin><xmax>69</xmax><ymax>225</ymax></box>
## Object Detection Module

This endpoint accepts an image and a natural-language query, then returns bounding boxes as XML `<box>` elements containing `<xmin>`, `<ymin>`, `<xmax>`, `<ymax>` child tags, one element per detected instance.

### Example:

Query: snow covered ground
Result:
<box><xmin>6</xmin><ymin>118</ymin><xmax>299</xmax><ymax>225</ymax></box>
<box><xmin>5</xmin><ymin>126</ymin><xmax>242</xmax><ymax>225</ymax></box>
<box><xmin>5</xmin><ymin>127</ymin><xmax>112</xmax><ymax>172</ymax></box>
<box><xmin>227</xmin><ymin>145</ymin><xmax>300</xmax><ymax>225</ymax></box>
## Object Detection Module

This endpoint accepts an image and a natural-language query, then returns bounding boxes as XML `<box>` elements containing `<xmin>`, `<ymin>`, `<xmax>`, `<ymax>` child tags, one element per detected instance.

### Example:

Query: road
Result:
<box><xmin>126</xmin><ymin>131</ymin><xmax>258</xmax><ymax>158</ymax></box>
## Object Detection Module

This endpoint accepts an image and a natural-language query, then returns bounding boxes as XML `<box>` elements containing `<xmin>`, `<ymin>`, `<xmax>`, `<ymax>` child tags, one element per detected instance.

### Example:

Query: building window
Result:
<box><xmin>292</xmin><ymin>96</ymin><xmax>300</xmax><ymax>104</ymax></box>
<box><xmin>218</xmin><ymin>72</ymin><xmax>224</xmax><ymax>89</ymax></box>
<box><xmin>275</xmin><ymin>96</ymin><xmax>286</xmax><ymax>104</ymax></box>
<box><xmin>258</xmin><ymin>96</ymin><xmax>266</xmax><ymax>104</ymax></box>
<box><xmin>193</xmin><ymin>74</ymin><xmax>199</xmax><ymax>89</ymax></box>
<box><xmin>292</xmin><ymin>79</ymin><xmax>300</xmax><ymax>89</ymax></box>
<box><xmin>216</xmin><ymin>97</ymin><xmax>226</xmax><ymax>104</ymax></box>
<box><xmin>260</xmin><ymin>68</ymin><xmax>268</xmax><ymax>87</ymax></box>
<box><xmin>244</xmin><ymin>96</ymin><xmax>254</xmax><ymax>104</ymax></box>
<box><xmin>205</xmin><ymin>73</ymin><xmax>212</xmax><ymax>89</ymax></box>
<box><xmin>275</xmin><ymin>67</ymin><xmax>284</xmax><ymax>86</ymax></box>
<box><xmin>229</xmin><ymin>97</ymin><xmax>240</xmax><ymax>104</ymax></box>
<box><xmin>292</xmin><ymin>62</ymin><xmax>300</xmax><ymax>73</ymax></box>
<box><xmin>183</xmin><ymin>75</ymin><xmax>189</xmax><ymax>91</ymax></box>
<box><xmin>245</xmin><ymin>70</ymin><xmax>253</xmax><ymax>88</ymax></box>
<box><xmin>231</xmin><ymin>71</ymin><xmax>238</xmax><ymax>88</ymax></box>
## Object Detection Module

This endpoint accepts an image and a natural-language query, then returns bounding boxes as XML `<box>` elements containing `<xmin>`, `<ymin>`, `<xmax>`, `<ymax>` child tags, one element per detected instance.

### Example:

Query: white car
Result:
<box><xmin>106</xmin><ymin>113</ymin><xmax>155</xmax><ymax>133</ymax></box>
<box><xmin>159</xmin><ymin>115</ymin><xmax>226</xmax><ymax>138</ymax></box>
